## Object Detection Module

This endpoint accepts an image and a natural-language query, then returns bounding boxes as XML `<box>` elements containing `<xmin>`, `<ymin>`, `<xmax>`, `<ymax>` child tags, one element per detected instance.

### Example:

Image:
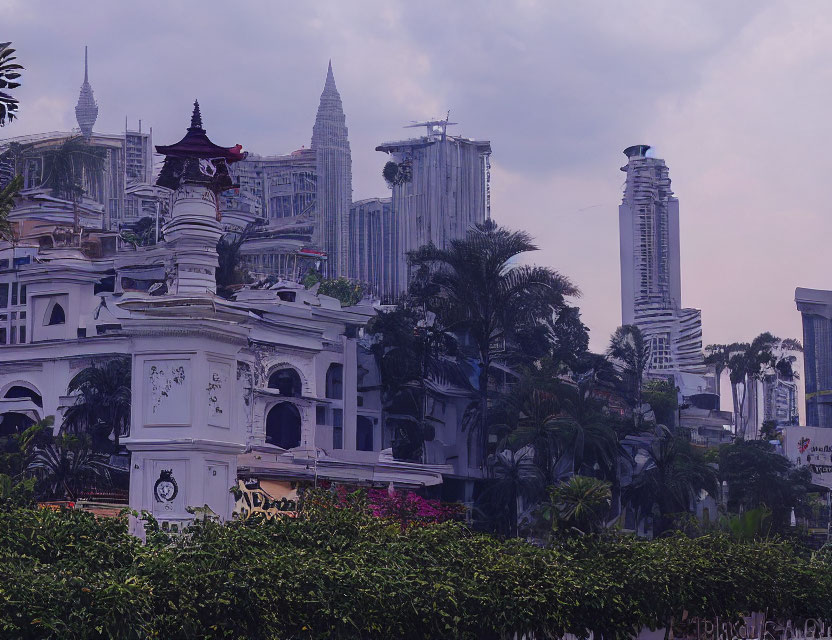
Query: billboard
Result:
<box><xmin>782</xmin><ymin>426</ymin><xmax>832</xmax><ymax>489</ymax></box>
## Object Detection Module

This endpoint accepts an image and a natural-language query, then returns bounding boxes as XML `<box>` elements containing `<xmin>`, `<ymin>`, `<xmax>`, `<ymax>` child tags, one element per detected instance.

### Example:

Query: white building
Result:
<box><xmin>618</xmin><ymin>145</ymin><xmax>705</xmax><ymax>375</ymax></box>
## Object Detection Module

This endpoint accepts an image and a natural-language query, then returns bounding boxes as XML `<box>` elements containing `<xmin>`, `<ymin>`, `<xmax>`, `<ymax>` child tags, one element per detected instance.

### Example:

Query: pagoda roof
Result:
<box><xmin>155</xmin><ymin>100</ymin><xmax>245</xmax><ymax>162</ymax></box>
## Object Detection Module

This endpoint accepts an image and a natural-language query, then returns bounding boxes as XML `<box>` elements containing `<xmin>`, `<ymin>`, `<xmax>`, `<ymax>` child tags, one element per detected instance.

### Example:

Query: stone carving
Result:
<box><xmin>144</xmin><ymin>359</ymin><xmax>190</xmax><ymax>425</ymax></box>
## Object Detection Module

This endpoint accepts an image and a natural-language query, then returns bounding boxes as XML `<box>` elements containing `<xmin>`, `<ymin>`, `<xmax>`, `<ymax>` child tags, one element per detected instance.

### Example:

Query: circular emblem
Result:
<box><xmin>154</xmin><ymin>469</ymin><xmax>178</xmax><ymax>503</ymax></box>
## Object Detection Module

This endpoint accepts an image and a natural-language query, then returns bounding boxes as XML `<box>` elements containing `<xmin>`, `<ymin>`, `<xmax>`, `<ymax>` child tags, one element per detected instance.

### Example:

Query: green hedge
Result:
<box><xmin>1</xmin><ymin>498</ymin><xmax>830</xmax><ymax>639</ymax></box>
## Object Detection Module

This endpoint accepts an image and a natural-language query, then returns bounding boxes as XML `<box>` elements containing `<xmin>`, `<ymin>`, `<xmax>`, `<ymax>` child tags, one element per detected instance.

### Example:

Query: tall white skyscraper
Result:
<box><xmin>618</xmin><ymin>145</ymin><xmax>705</xmax><ymax>375</ymax></box>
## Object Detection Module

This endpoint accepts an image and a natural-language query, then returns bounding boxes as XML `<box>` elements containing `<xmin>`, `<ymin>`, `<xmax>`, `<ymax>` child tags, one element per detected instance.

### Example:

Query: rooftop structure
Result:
<box><xmin>618</xmin><ymin>145</ymin><xmax>705</xmax><ymax>375</ymax></box>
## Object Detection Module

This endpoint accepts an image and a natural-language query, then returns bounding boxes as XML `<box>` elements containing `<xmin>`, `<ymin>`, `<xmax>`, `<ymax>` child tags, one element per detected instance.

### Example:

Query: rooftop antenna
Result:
<box><xmin>404</xmin><ymin>110</ymin><xmax>457</xmax><ymax>139</ymax></box>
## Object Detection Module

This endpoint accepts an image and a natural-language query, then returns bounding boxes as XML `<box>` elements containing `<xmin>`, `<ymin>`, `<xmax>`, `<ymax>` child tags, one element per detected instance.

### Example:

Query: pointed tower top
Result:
<box><xmin>75</xmin><ymin>45</ymin><xmax>98</xmax><ymax>138</ymax></box>
<box><xmin>190</xmin><ymin>100</ymin><xmax>204</xmax><ymax>131</ymax></box>
<box><xmin>324</xmin><ymin>60</ymin><xmax>337</xmax><ymax>93</ymax></box>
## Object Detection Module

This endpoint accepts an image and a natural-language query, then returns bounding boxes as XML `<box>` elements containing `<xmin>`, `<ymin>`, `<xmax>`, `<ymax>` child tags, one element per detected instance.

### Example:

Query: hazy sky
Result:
<box><xmin>3</xmin><ymin>0</ymin><xmax>829</xmax><ymax>351</ymax></box>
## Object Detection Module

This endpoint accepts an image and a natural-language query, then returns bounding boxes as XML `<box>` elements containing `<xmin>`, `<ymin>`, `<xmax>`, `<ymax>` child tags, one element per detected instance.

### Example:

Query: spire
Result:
<box><xmin>311</xmin><ymin>61</ymin><xmax>347</xmax><ymax>150</ymax></box>
<box><xmin>190</xmin><ymin>99</ymin><xmax>204</xmax><ymax>131</ymax></box>
<box><xmin>324</xmin><ymin>59</ymin><xmax>336</xmax><ymax>93</ymax></box>
<box><xmin>75</xmin><ymin>45</ymin><xmax>98</xmax><ymax>138</ymax></box>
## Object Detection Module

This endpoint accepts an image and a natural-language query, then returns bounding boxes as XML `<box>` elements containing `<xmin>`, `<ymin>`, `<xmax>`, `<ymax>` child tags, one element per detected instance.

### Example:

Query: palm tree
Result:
<box><xmin>478</xmin><ymin>448</ymin><xmax>544</xmax><ymax>537</ymax></box>
<box><xmin>27</xmin><ymin>136</ymin><xmax>107</xmax><ymax>232</ymax></box>
<box><xmin>409</xmin><ymin>220</ymin><xmax>579</xmax><ymax>472</ymax></box>
<box><xmin>624</xmin><ymin>433</ymin><xmax>718</xmax><ymax>536</ymax></box>
<box><xmin>26</xmin><ymin>428</ymin><xmax>110</xmax><ymax>502</ymax></box>
<box><xmin>607</xmin><ymin>325</ymin><xmax>651</xmax><ymax>429</ymax></box>
<box><xmin>0</xmin><ymin>42</ymin><xmax>22</xmax><ymax>127</ymax></box>
<box><xmin>0</xmin><ymin>173</ymin><xmax>22</xmax><ymax>241</ymax></box>
<box><xmin>369</xmin><ymin>305</ymin><xmax>469</xmax><ymax>462</ymax></box>
<box><xmin>63</xmin><ymin>357</ymin><xmax>131</xmax><ymax>453</ymax></box>
<box><xmin>549</xmin><ymin>475</ymin><xmax>612</xmax><ymax>535</ymax></box>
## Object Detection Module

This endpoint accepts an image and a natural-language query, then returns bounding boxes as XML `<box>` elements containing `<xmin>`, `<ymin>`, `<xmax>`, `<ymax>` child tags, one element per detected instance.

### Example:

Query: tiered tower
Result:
<box><xmin>74</xmin><ymin>46</ymin><xmax>98</xmax><ymax>138</ymax></box>
<box><xmin>311</xmin><ymin>61</ymin><xmax>352</xmax><ymax>277</ymax></box>
<box><xmin>155</xmin><ymin>101</ymin><xmax>245</xmax><ymax>295</ymax></box>
<box><xmin>124</xmin><ymin>103</ymin><xmax>249</xmax><ymax>533</ymax></box>
<box><xmin>618</xmin><ymin>145</ymin><xmax>705</xmax><ymax>375</ymax></box>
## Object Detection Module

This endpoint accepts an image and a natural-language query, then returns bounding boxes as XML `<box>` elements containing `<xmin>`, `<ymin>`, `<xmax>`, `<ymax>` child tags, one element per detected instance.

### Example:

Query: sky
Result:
<box><xmin>3</xmin><ymin>0</ymin><xmax>830</xmax><ymax>352</ymax></box>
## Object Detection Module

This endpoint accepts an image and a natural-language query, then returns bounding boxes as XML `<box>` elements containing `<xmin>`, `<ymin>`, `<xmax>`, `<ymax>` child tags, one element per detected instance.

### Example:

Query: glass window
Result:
<box><xmin>332</xmin><ymin>409</ymin><xmax>342</xmax><ymax>428</ymax></box>
<box><xmin>10</xmin><ymin>283</ymin><xmax>17</xmax><ymax>306</ymax></box>
<box><xmin>333</xmin><ymin>426</ymin><xmax>343</xmax><ymax>450</ymax></box>
<box><xmin>20</xmin><ymin>285</ymin><xmax>25</xmax><ymax>304</ymax></box>
<box><xmin>18</xmin><ymin>326</ymin><xmax>25</xmax><ymax>344</ymax></box>
<box><xmin>316</xmin><ymin>406</ymin><xmax>327</xmax><ymax>425</ymax></box>
<box><xmin>9</xmin><ymin>326</ymin><xmax>16</xmax><ymax>344</ymax></box>
<box><xmin>0</xmin><ymin>283</ymin><xmax>6</xmax><ymax>309</ymax></box>
<box><xmin>0</xmin><ymin>327</ymin><xmax>6</xmax><ymax>344</ymax></box>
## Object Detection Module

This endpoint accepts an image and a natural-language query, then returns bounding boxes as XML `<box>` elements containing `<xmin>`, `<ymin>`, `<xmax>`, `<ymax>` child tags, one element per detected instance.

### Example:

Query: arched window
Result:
<box><xmin>265</xmin><ymin>402</ymin><xmax>301</xmax><ymax>449</ymax></box>
<box><xmin>267</xmin><ymin>368</ymin><xmax>302</xmax><ymax>397</ymax></box>
<box><xmin>46</xmin><ymin>302</ymin><xmax>66</xmax><ymax>326</ymax></box>
<box><xmin>325</xmin><ymin>363</ymin><xmax>343</xmax><ymax>400</ymax></box>
<box><xmin>356</xmin><ymin>415</ymin><xmax>374</xmax><ymax>452</ymax></box>
<box><xmin>4</xmin><ymin>385</ymin><xmax>43</xmax><ymax>408</ymax></box>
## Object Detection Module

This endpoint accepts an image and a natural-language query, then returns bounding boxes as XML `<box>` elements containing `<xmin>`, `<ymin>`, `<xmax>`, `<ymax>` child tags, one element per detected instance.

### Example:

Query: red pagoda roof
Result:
<box><xmin>155</xmin><ymin>100</ymin><xmax>245</xmax><ymax>162</ymax></box>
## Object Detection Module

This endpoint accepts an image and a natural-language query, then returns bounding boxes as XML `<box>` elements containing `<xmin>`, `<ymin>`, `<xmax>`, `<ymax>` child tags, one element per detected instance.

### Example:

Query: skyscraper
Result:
<box><xmin>311</xmin><ymin>61</ymin><xmax>352</xmax><ymax>278</ymax></box>
<box><xmin>75</xmin><ymin>46</ymin><xmax>98</xmax><ymax>138</ymax></box>
<box><xmin>618</xmin><ymin>145</ymin><xmax>705</xmax><ymax>374</ymax></box>
<box><xmin>795</xmin><ymin>287</ymin><xmax>832</xmax><ymax>427</ymax></box>
<box><xmin>376</xmin><ymin>120</ymin><xmax>491</xmax><ymax>298</ymax></box>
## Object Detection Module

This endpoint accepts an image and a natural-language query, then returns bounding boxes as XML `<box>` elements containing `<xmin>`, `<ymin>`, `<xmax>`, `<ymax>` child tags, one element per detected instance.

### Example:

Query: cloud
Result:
<box><xmin>2</xmin><ymin>0</ymin><xmax>827</xmax><ymax>354</ymax></box>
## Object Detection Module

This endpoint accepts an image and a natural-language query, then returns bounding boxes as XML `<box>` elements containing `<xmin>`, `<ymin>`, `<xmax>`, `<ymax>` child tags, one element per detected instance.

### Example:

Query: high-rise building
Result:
<box><xmin>348</xmin><ymin>197</ymin><xmax>394</xmax><ymax>297</ymax></box>
<box><xmin>311</xmin><ymin>61</ymin><xmax>352</xmax><ymax>278</ymax></box>
<box><xmin>795</xmin><ymin>287</ymin><xmax>832</xmax><ymax>427</ymax></box>
<box><xmin>376</xmin><ymin>119</ymin><xmax>491</xmax><ymax>298</ymax></box>
<box><xmin>618</xmin><ymin>145</ymin><xmax>705</xmax><ymax>374</ymax></box>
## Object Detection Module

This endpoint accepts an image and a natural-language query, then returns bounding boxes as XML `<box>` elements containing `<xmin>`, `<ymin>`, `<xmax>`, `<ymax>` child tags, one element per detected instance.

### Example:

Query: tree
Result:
<box><xmin>0</xmin><ymin>173</ymin><xmax>21</xmax><ymax>241</ymax></box>
<box><xmin>409</xmin><ymin>220</ymin><xmax>578</xmax><ymax>473</ymax></box>
<box><xmin>63</xmin><ymin>357</ymin><xmax>131</xmax><ymax>453</ymax></box>
<box><xmin>607</xmin><ymin>325</ymin><xmax>651</xmax><ymax>429</ymax></box>
<box><xmin>317</xmin><ymin>277</ymin><xmax>366</xmax><ymax>307</ymax></box>
<box><xmin>501</xmin><ymin>379</ymin><xmax>569</xmax><ymax>483</ymax></box>
<box><xmin>368</xmin><ymin>306</ymin><xmax>468</xmax><ymax>461</ymax></box>
<box><xmin>26</xmin><ymin>428</ymin><xmax>110</xmax><ymax>502</ymax></box>
<box><xmin>0</xmin><ymin>42</ymin><xmax>22</xmax><ymax>127</ymax></box>
<box><xmin>549</xmin><ymin>475</ymin><xmax>612</xmax><ymax>535</ymax></box>
<box><xmin>478</xmin><ymin>448</ymin><xmax>544</xmax><ymax>536</ymax></box>
<box><xmin>728</xmin><ymin>333</ymin><xmax>780</xmax><ymax>439</ymax></box>
<box><xmin>642</xmin><ymin>378</ymin><xmax>679</xmax><ymax>428</ymax></box>
<box><xmin>27</xmin><ymin>136</ymin><xmax>107</xmax><ymax>232</ymax></box>
<box><xmin>624</xmin><ymin>433</ymin><xmax>718</xmax><ymax>536</ymax></box>
<box><xmin>719</xmin><ymin>439</ymin><xmax>811</xmax><ymax>532</ymax></box>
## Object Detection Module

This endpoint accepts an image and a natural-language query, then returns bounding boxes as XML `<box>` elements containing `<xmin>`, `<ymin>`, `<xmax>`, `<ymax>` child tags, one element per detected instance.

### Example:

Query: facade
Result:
<box><xmin>311</xmin><ymin>62</ymin><xmax>352</xmax><ymax>278</ymax></box>
<box><xmin>375</xmin><ymin>120</ymin><xmax>491</xmax><ymax>299</ymax></box>
<box><xmin>348</xmin><ymin>197</ymin><xmax>394</xmax><ymax>297</ymax></box>
<box><xmin>0</xmin><ymin>105</ymin><xmax>484</xmax><ymax>534</ymax></box>
<box><xmin>618</xmin><ymin>145</ymin><xmax>705</xmax><ymax>375</ymax></box>
<box><xmin>0</xmin><ymin>50</ymin><xmax>159</xmax><ymax>232</ymax></box>
<box><xmin>796</xmin><ymin>287</ymin><xmax>832</xmax><ymax>428</ymax></box>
